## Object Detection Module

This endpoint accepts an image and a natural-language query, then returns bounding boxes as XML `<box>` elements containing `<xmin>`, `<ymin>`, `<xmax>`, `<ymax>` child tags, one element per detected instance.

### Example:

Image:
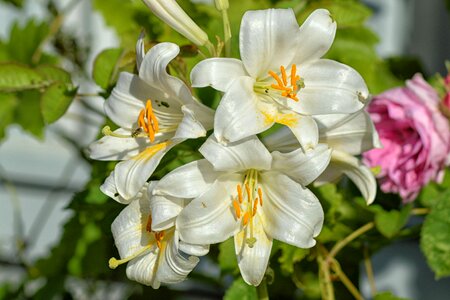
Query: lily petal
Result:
<box><xmin>149</xmin><ymin>194</ymin><xmax>186</xmax><ymax>231</ymax></box>
<box><xmin>114</xmin><ymin>142</ymin><xmax>174</xmax><ymax>200</ymax></box>
<box><xmin>126</xmin><ymin>251</ymin><xmax>160</xmax><ymax>288</ymax></box>
<box><xmin>200</xmin><ymin>135</ymin><xmax>272</xmax><ymax>172</ymax></box>
<box><xmin>275</xmin><ymin>113</ymin><xmax>319</xmax><ymax>150</ymax></box>
<box><xmin>292</xmin><ymin>9</ymin><xmax>336</xmax><ymax>65</ymax></box>
<box><xmin>87</xmin><ymin>128</ymin><xmax>150</xmax><ymax>161</ymax></box>
<box><xmin>136</xmin><ymin>31</ymin><xmax>146</xmax><ymax>71</ymax></box>
<box><xmin>154</xmin><ymin>159</ymin><xmax>219</xmax><ymax>199</ymax></box>
<box><xmin>259</xmin><ymin>172</ymin><xmax>324</xmax><ymax>248</ymax></box>
<box><xmin>101</xmin><ymin>172</ymin><xmax>149</xmax><ymax>204</ymax></box>
<box><xmin>214</xmin><ymin>76</ymin><xmax>273</xmax><ymax>144</ymax></box>
<box><xmin>261</xmin><ymin>126</ymin><xmax>299</xmax><ymax>153</ymax></box>
<box><xmin>155</xmin><ymin>232</ymin><xmax>199</xmax><ymax>284</ymax></box>
<box><xmin>178</xmin><ymin>241</ymin><xmax>210</xmax><ymax>257</ymax></box>
<box><xmin>289</xmin><ymin>59</ymin><xmax>368</xmax><ymax>115</ymax></box>
<box><xmin>176</xmin><ymin>174</ymin><xmax>242</xmax><ymax>244</ymax></box>
<box><xmin>173</xmin><ymin>105</ymin><xmax>208</xmax><ymax>140</ymax></box>
<box><xmin>317</xmin><ymin>150</ymin><xmax>377</xmax><ymax>204</ymax></box>
<box><xmin>191</xmin><ymin>58</ymin><xmax>248</xmax><ymax>92</ymax></box>
<box><xmin>240</xmin><ymin>8</ymin><xmax>300</xmax><ymax>79</ymax></box>
<box><xmin>234</xmin><ymin>215</ymin><xmax>272</xmax><ymax>286</ymax></box>
<box><xmin>271</xmin><ymin>144</ymin><xmax>331</xmax><ymax>185</ymax></box>
<box><xmin>139</xmin><ymin>42</ymin><xmax>193</xmax><ymax>105</ymax></box>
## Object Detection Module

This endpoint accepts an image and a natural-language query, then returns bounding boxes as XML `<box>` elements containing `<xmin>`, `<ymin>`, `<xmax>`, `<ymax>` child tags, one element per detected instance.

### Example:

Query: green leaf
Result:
<box><xmin>418</xmin><ymin>169</ymin><xmax>450</xmax><ymax>208</ymax></box>
<box><xmin>15</xmin><ymin>90</ymin><xmax>45</xmax><ymax>138</ymax></box>
<box><xmin>41</xmin><ymin>82</ymin><xmax>77</xmax><ymax>124</ymax></box>
<box><xmin>36</xmin><ymin>65</ymin><xmax>72</xmax><ymax>84</ymax></box>
<box><xmin>421</xmin><ymin>193</ymin><xmax>450</xmax><ymax>278</ymax></box>
<box><xmin>7</xmin><ymin>19</ymin><xmax>49</xmax><ymax>65</ymax></box>
<box><xmin>218</xmin><ymin>238</ymin><xmax>238</xmax><ymax>273</ymax></box>
<box><xmin>375</xmin><ymin>204</ymin><xmax>412</xmax><ymax>238</ymax></box>
<box><xmin>374</xmin><ymin>291</ymin><xmax>409</xmax><ymax>300</ymax></box>
<box><xmin>92</xmin><ymin>48</ymin><xmax>124</xmax><ymax>90</ymax></box>
<box><xmin>278</xmin><ymin>242</ymin><xmax>309</xmax><ymax>274</ymax></box>
<box><xmin>0</xmin><ymin>93</ymin><xmax>18</xmax><ymax>140</ymax></box>
<box><xmin>0</xmin><ymin>63</ymin><xmax>45</xmax><ymax>92</ymax></box>
<box><xmin>224</xmin><ymin>277</ymin><xmax>257</xmax><ymax>300</ymax></box>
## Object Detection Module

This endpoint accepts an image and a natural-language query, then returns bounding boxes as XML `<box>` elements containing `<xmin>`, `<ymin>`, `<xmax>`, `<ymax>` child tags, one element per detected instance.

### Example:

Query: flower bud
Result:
<box><xmin>142</xmin><ymin>0</ymin><xmax>209</xmax><ymax>46</ymax></box>
<box><xmin>214</xmin><ymin>0</ymin><xmax>229</xmax><ymax>11</ymax></box>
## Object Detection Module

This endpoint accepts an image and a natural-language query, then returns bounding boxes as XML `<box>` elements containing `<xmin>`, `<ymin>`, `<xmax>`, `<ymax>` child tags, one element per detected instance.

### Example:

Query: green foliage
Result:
<box><xmin>0</xmin><ymin>93</ymin><xmax>17</xmax><ymax>139</ymax></box>
<box><xmin>14</xmin><ymin>90</ymin><xmax>46</xmax><ymax>138</ymax></box>
<box><xmin>421</xmin><ymin>194</ymin><xmax>450</xmax><ymax>278</ymax></box>
<box><xmin>219</xmin><ymin>238</ymin><xmax>239</xmax><ymax>273</ymax></box>
<box><xmin>418</xmin><ymin>168</ymin><xmax>450</xmax><ymax>208</ymax></box>
<box><xmin>41</xmin><ymin>82</ymin><xmax>77</xmax><ymax>124</ymax></box>
<box><xmin>374</xmin><ymin>291</ymin><xmax>409</xmax><ymax>300</ymax></box>
<box><xmin>224</xmin><ymin>277</ymin><xmax>257</xmax><ymax>300</ymax></box>
<box><xmin>278</xmin><ymin>243</ymin><xmax>310</xmax><ymax>274</ymax></box>
<box><xmin>0</xmin><ymin>63</ymin><xmax>45</xmax><ymax>92</ymax></box>
<box><xmin>93</xmin><ymin>48</ymin><xmax>124</xmax><ymax>90</ymax></box>
<box><xmin>375</xmin><ymin>204</ymin><xmax>412</xmax><ymax>239</ymax></box>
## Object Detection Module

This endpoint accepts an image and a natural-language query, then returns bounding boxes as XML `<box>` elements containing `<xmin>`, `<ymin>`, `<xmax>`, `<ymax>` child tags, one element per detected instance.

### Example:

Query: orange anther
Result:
<box><xmin>243</xmin><ymin>212</ymin><xmax>250</xmax><ymax>226</ymax></box>
<box><xmin>252</xmin><ymin>198</ymin><xmax>258</xmax><ymax>216</ymax></box>
<box><xmin>268</xmin><ymin>70</ymin><xmax>284</xmax><ymax>87</ymax></box>
<box><xmin>280</xmin><ymin>65</ymin><xmax>288</xmax><ymax>86</ymax></box>
<box><xmin>146</xmin><ymin>215</ymin><xmax>152</xmax><ymax>232</ymax></box>
<box><xmin>232</xmin><ymin>200</ymin><xmax>241</xmax><ymax>218</ymax></box>
<box><xmin>245</xmin><ymin>183</ymin><xmax>251</xmax><ymax>202</ymax></box>
<box><xmin>258</xmin><ymin>187</ymin><xmax>263</xmax><ymax>206</ymax></box>
<box><xmin>237</xmin><ymin>185</ymin><xmax>243</xmax><ymax>203</ymax></box>
<box><xmin>156</xmin><ymin>240</ymin><xmax>161</xmax><ymax>249</ymax></box>
<box><xmin>290</xmin><ymin>64</ymin><xmax>297</xmax><ymax>87</ymax></box>
<box><xmin>271</xmin><ymin>84</ymin><xmax>291</xmax><ymax>91</ymax></box>
<box><xmin>138</xmin><ymin>110</ymin><xmax>147</xmax><ymax>132</ymax></box>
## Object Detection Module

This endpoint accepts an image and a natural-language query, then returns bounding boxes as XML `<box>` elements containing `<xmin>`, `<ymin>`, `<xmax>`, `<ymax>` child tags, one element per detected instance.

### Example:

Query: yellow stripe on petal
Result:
<box><xmin>261</xmin><ymin>111</ymin><xmax>298</xmax><ymax>128</ymax></box>
<box><xmin>133</xmin><ymin>142</ymin><xmax>170</xmax><ymax>162</ymax></box>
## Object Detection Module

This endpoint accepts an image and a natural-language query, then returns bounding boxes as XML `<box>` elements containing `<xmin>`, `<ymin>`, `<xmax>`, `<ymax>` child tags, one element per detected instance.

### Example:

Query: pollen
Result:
<box><xmin>268</xmin><ymin>64</ymin><xmax>301</xmax><ymax>102</ymax></box>
<box><xmin>237</xmin><ymin>184</ymin><xmax>243</xmax><ymax>203</ymax></box>
<box><xmin>232</xmin><ymin>200</ymin><xmax>241</xmax><ymax>218</ymax></box>
<box><xmin>243</xmin><ymin>212</ymin><xmax>250</xmax><ymax>226</ymax></box>
<box><xmin>257</xmin><ymin>187</ymin><xmax>263</xmax><ymax>206</ymax></box>
<box><xmin>137</xmin><ymin>99</ymin><xmax>159</xmax><ymax>142</ymax></box>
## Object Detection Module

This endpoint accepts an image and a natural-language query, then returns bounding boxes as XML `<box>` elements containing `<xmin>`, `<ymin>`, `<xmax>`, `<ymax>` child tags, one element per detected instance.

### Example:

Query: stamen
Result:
<box><xmin>243</xmin><ymin>212</ymin><xmax>250</xmax><ymax>226</ymax></box>
<box><xmin>232</xmin><ymin>200</ymin><xmax>241</xmax><ymax>218</ymax></box>
<box><xmin>280</xmin><ymin>65</ymin><xmax>288</xmax><ymax>86</ymax></box>
<box><xmin>268</xmin><ymin>70</ymin><xmax>284</xmax><ymax>87</ymax></box>
<box><xmin>155</xmin><ymin>231</ymin><xmax>165</xmax><ymax>249</ymax></box>
<box><xmin>237</xmin><ymin>185</ymin><xmax>243</xmax><ymax>203</ymax></box>
<box><xmin>136</xmin><ymin>99</ymin><xmax>160</xmax><ymax>142</ymax></box>
<box><xmin>252</xmin><ymin>198</ymin><xmax>258</xmax><ymax>216</ymax></box>
<box><xmin>245</xmin><ymin>183</ymin><xmax>251</xmax><ymax>202</ymax></box>
<box><xmin>290</xmin><ymin>64</ymin><xmax>297</xmax><ymax>87</ymax></box>
<box><xmin>266</xmin><ymin>64</ymin><xmax>302</xmax><ymax>102</ymax></box>
<box><xmin>146</xmin><ymin>215</ymin><xmax>152</xmax><ymax>233</ymax></box>
<box><xmin>108</xmin><ymin>244</ymin><xmax>152</xmax><ymax>269</ymax></box>
<box><xmin>258</xmin><ymin>187</ymin><xmax>263</xmax><ymax>206</ymax></box>
<box><xmin>102</xmin><ymin>126</ymin><xmax>131</xmax><ymax>138</ymax></box>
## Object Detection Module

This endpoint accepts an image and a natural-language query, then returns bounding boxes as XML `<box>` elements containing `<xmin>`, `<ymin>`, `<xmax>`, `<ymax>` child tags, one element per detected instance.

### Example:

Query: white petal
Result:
<box><xmin>234</xmin><ymin>215</ymin><xmax>272</xmax><ymax>286</ymax></box>
<box><xmin>173</xmin><ymin>105</ymin><xmax>208</xmax><ymax>140</ymax></box>
<box><xmin>87</xmin><ymin>128</ymin><xmax>150</xmax><ymax>161</ymax></box>
<box><xmin>259</xmin><ymin>172</ymin><xmax>324</xmax><ymax>248</ymax></box>
<box><xmin>289</xmin><ymin>59</ymin><xmax>368</xmax><ymax>115</ymax></box>
<box><xmin>126</xmin><ymin>251</ymin><xmax>159</xmax><ymax>288</ymax></box>
<box><xmin>191</xmin><ymin>58</ymin><xmax>247</xmax><ymax>92</ymax></box>
<box><xmin>240</xmin><ymin>8</ymin><xmax>300</xmax><ymax>79</ymax></box>
<box><xmin>319</xmin><ymin>151</ymin><xmax>376</xmax><ymax>204</ymax></box>
<box><xmin>271</xmin><ymin>144</ymin><xmax>331</xmax><ymax>185</ymax></box>
<box><xmin>139</xmin><ymin>42</ymin><xmax>193</xmax><ymax>105</ymax></box>
<box><xmin>278</xmin><ymin>113</ymin><xmax>319</xmax><ymax>150</ymax></box>
<box><xmin>114</xmin><ymin>142</ymin><xmax>174</xmax><ymax>200</ymax></box>
<box><xmin>149</xmin><ymin>194</ymin><xmax>186</xmax><ymax>231</ymax></box>
<box><xmin>136</xmin><ymin>31</ymin><xmax>146</xmax><ymax>71</ymax></box>
<box><xmin>101</xmin><ymin>172</ymin><xmax>149</xmax><ymax>204</ymax></box>
<box><xmin>176</xmin><ymin>174</ymin><xmax>242</xmax><ymax>244</ymax></box>
<box><xmin>261</xmin><ymin>127</ymin><xmax>299</xmax><ymax>153</ymax></box>
<box><xmin>318</xmin><ymin>111</ymin><xmax>381</xmax><ymax>155</ymax></box>
<box><xmin>214</xmin><ymin>76</ymin><xmax>273</xmax><ymax>144</ymax></box>
<box><xmin>155</xmin><ymin>232</ymin><xmax>199</xmax><ymax>285</ymax></box>
<box><xmin>292</xmin><ymin>9</ymin><xmax>336</xmax><ymax>65</ymax></box>
<box><xmin>178</xmin><ymin>241</ymin><xmax>210</xmax><ymax>257</ymax></box>
<box><xmin>154</xmin><ymin>159</ymin><xmax>219</xmax><ymax>198</ymax></box>
<box><xmin>183</xmin><ymin>101</ymin><xmax>215</xmax><ymax>131</ymax></box>
<box><xmin>200</xmin><ymin>135</ymin><xmax>272</xmax><ymax>172</ymax></box>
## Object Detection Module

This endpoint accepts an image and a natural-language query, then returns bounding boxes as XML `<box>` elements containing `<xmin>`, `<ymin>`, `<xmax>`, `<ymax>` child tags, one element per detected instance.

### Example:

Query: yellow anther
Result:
<box><xmin>290</xmin><ymin>64</ymin><xmax>297</xmax><ymax>87</ymax></box>
<box><xmin>245</xmin><ymin>183</ymin><xmax>251</xmax><ymax>202</ymax></box>
<box><xmin>258</xmin><ymin>187</ymin><xmax>263</xmax><ymax>206</ymax></box>
<box><xmin>146</xmin><ymin>215</ymin><xmax>152</xmax><ymax>233</ymax></box>
<box><xmin>280</xmin><ymin>65</ymin><xmax>288</xmax><ymax>86</ymax></box>
<box><xmin>243</xmin><ymin>212</ymin><xmax>250</xmax><ymax>226</ymax></box>
<box><xmin>137</xmin><ymin>99</ymin><xmax>159</xmax><ymax>142</ymax></box>
<box><xmin>237</xmin><ymin>184</ymin><xmax>243</xmax><ymax>203</ymax></box>
<box><xmin>252</xmin><ymin>198</ymin><xmax>258</xmax><ymax>216</ymax></box>
<box><xmin>232</xmin><ymin>200</ymin><xmax>241</xmax><ymax>218</ymax></box>
<box><xmin>155</xmin><ymin>231</ymin><xmax>165</xmax><ymax>249</ymax></box>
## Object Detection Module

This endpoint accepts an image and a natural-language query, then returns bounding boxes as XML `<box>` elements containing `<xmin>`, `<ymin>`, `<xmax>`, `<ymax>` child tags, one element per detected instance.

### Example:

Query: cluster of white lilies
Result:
<box><xmin>88</xmin><ymin>0</ymin><xmax>380</xmax><ymax>288</ymax></box>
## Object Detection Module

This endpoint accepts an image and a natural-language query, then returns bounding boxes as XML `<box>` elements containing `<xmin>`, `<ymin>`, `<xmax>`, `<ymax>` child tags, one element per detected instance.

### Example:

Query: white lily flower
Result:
<box><xmin>142</xmin><ymin>0</ymin><xmax>209</xmax><ymax>46</ymax></box>
<box><xmin>191</xmin><ymin>8</ymin><xmax>368</xmax><ymax>147</ymax></box>
<box><xmin>108</xmin><ymin>181</ymin><xmax>208</xmax><ymax>288</ymax></box>
<box><xmin>263</xmin><ymin>110</ymin><xmax>381</xmax><ymax>204</ymax></box>
<box><xmin>153</xmin><ymin>135</ymin><xmax>330</xmax><ymax>286</ymax></box>
<box><xmin>88</xmin><ymin>39</ymin><xmax>214</xmax><ymax>200</ymax></box>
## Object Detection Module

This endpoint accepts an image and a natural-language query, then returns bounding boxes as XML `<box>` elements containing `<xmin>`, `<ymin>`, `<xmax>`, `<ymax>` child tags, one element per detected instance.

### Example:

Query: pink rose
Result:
<box><xmin>363</xmin><ymin>74</ymin><xmax>450</xmax><ymax>202</ymax></box>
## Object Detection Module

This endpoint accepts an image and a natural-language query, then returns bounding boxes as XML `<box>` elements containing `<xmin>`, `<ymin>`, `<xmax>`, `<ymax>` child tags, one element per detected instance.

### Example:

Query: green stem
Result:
<box><xmin>363</xmin><ymin>245</ymin><xmax>377</xmax><ymax>297</ymax></box>
<box><xmin>221</xmin><ymin>9</ymin><xmax>232</xmax><ymax>57</ymax></box>
<box><xmin>411</xmin><ymin>208</ymin><xmax>430</xmax><ymax>215</ymax></box>
<box><xmin>317</xmin><ymin>246</ymin><xmax>335</xmax><ymax>300</ymax></box>
<box><xmin>329</xmin><ymin>222</ymin><xmax>374</xmax><ymax>259</ymax></box>
<box><xmin>256</xmin><ymin>277</ymin><xmax>269</xmax><ymax>300</ymax></box>
<box><xmin>330</xmin><ymin>259</ymin><xmax>363</xmax><ymax>300</ymax></box>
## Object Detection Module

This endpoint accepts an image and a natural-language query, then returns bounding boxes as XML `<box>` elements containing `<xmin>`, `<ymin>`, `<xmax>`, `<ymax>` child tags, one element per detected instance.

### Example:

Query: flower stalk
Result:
<box><xmin>215</xmin><ymin>0</ymin><xmax>231</xmax><ymax>56</ymax></box>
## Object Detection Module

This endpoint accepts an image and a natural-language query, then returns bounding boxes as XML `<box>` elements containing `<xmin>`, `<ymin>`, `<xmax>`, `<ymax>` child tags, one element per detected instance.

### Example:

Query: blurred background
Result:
<box><xmin>0</xmin><ymin>0</ymin><xmax>449</xmax><ymax>299</ymax></box>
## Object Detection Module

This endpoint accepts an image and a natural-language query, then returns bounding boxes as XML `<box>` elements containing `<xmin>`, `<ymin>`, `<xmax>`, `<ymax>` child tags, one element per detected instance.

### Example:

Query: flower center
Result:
<box><xmin>231</xmin><ymin>169</ymin><xmax>263</xmax><ymax>248</ymax></box>
<box><xmin>254</xmin><ymin>64</ymin><xmax>305</xmax><ymax>102</ymax></box>
<box><xmin>137</xmin><ymin>99</ymin><xmax>159</xmax><ymax>142</ymax></box>
<box><xmin>108</xmin><ymin>214</ymin><xmax>167</xmax><ymax>270</ymax></box>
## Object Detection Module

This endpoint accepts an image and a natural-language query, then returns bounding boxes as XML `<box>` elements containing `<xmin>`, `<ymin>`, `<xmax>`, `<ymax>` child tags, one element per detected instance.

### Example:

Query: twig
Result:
<box><xmin>363</xmin><ymin>245</ymin><xmax>376</xmax><ymax>297</ymax></box>
<box><xmin>318</xmin><ymin>246</ymin><xmax>335</xmax><ymax>300</ymax></box>
<box><xmin>329</xmin><ymin>222</ymin><xmax>374</xmax><ymax>259</ymax></box>
<box><xmin>330</xmin><ymin>259</ymin><xmax>364</xmax><ymax>300</ymax></box>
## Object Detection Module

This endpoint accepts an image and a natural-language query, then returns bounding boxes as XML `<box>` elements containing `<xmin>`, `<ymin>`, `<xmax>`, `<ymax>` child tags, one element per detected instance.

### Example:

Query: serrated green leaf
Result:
<box><xmin>418</xmin><ymin>169</ymin><xmax>450</xmax><ymax>208</ymax></box>
<box><xmin>224</xmin><ymin>278</ymin><xmax>257</xmax><ymax>300</ymax></box>
<box><xmin>0</xmin><ymin>93</ymin><xmax>18</xmax><ymax>140</ymax></box>
<box><xmin>92</xmin><ymin>48</ymin><xmax>124</xmax><ymax>90</ymax></box>
<box><xmin>40</xmin><ymin>82</ymin><xmax>76</xmax><ymax>124</ymax></box>
<box><xmin>0</xmin><ymin>63</ymin><xmax>46</xmax><ymax>92</ymax></box>
<box><xmin>278</xmin><ymin>243</ymin><xmax>309</xmax><ymax>274</ymax></box>
<box><xmin>219</xmin><ymin>238</ymin><xmax>238</xmax><ymax>273</ymax></box>
<box><xmin>15</xmin><ymin>90</ymin><xmax>45</xmax><ymax>138</ymax></box>
<box><xmin>36</xmin><ymin>65</ymin><xmax>72</xmax><ymax>84</ymax></box>
<box><xmin>375</xmin><ymin>204</ymin><xmax>412</xmax><ymax>238</ymax></box>
<box><xmin>421</xmin><ymin>193</ymin><xmax>450</xmax><ymax>278</ymax></box>
<box><xmin>7</xmin><ymin>19</ymin><xmax>49</xmax><ymax>65</ymax></box>
<box><xmin>374</xmin><ymin>291</ymin><xmax>409</xmax><ymax>300</ymax></box>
